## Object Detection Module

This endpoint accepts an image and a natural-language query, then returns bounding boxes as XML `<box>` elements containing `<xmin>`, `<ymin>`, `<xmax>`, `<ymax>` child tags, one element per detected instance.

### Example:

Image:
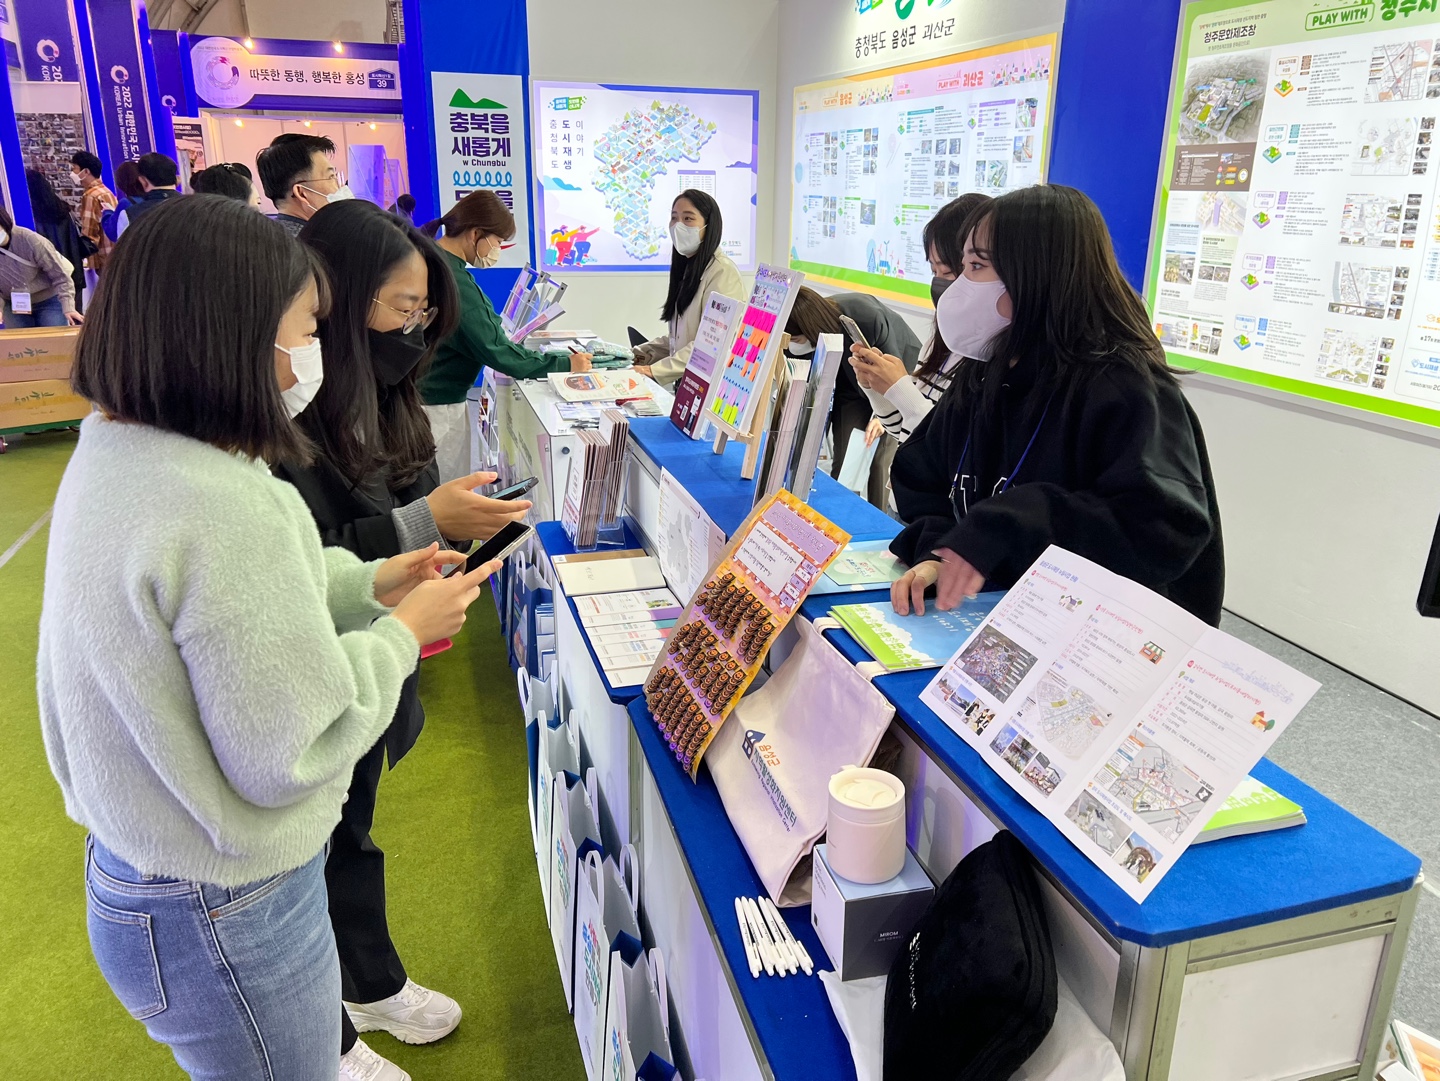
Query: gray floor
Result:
<box><xmin>1222</xmin><ymin>611</ymin><xmax>1440</xmax><ymax>1036</ymax></box>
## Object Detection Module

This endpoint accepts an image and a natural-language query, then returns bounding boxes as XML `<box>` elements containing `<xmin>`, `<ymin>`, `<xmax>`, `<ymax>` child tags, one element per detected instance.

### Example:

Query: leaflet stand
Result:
<box><xmin>709</xmin><ymin>337</ymin><xmax>789</xmax><ymax>482</ymax></box>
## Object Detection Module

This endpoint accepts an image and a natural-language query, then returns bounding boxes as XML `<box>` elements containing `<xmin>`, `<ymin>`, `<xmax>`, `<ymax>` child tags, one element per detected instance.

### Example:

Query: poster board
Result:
<box><xmin>1147</xmin><ymin>0</ymin><xmax>1440</xmax><ymax>427</ymax></box>
<box><xmin>789</xmin><ymin>35</ymin><xmax>1057</xmax><ymax>308</ymax></box>
<box><xmin>531</xmin><ymin>81</ymin><xmax>759</xmax><ymax>271</ymax></box>
<box><xmin>701</xmin><ymin>264</ymin><xmax>805</xmax><ymax>439</ymax></box>
<box><xmin>670</xmin><ymin>292</ymin><xmax>742</xmax><ymax>439</ymax></box>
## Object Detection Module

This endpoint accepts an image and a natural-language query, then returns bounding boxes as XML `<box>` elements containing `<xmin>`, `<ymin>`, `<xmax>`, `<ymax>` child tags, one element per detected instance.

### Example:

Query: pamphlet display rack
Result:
<box><xmin>493</xmin><ymin>377</ymin><xmax>1423</xmax><ymax>1081</ymax></box>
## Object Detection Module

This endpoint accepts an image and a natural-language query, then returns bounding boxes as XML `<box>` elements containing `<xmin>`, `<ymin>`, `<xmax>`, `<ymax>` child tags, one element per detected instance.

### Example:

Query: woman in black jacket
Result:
<box><xmin>889</xmin><ymin>184</ymin><xmax>1224</xmax><ymax>625</ymax></box>
<box><xmin>25</xmin><ymin>169</ymin><xmax>86</xmax><ymax>307</ymax></box>
<box><xmin>274</xmin><ymin>199</ymin><xmax>530</xmax><ymax>1078</ymax></box>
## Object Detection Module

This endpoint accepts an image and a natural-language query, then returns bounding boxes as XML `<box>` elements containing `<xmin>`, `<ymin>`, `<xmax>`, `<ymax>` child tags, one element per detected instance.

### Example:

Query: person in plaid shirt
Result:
<box><xmin>70</xmin><ymin>150</ymin><xmax>116</xmax><ymax>273</ymax></box>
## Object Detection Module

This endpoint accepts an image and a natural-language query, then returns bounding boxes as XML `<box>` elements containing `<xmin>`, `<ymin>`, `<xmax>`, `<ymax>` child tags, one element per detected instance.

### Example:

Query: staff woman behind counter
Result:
<box><xmin>632</xmin><ymin>189</ymin><xmax>744</xmax><ymax>384</ymax></box>
<box><xmin>420</xmin><ymin>191</ymin><xmax>592</xmax><ymax>481</ymax></box>
<box><xmin>889</xmin><ymin>184</ymin><xmax>1224</xmax><ymax>624</ymax></box>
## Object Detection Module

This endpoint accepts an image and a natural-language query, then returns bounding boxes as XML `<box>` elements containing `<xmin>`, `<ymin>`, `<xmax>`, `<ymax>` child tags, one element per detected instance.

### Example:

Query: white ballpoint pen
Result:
<box><xmin>734</xmin><ymin>897</ymin><xmax>761</xmax><ymax>978</ymax></box>
<box><xmin>743</xmin><ymin>897</ymin><xmax>776</xmax><ymax>975</ymax></box>
<box><xmin>757</xmin><ymin>897</ymin><xmax>799</xmax><ymax>974</ymax></box>
<box><xmin>764</xmin><ymin>896</ymin><xmax>813</xmax><ymax>975</ymax></box>
<box><xmin>746</xmin><ymin>896</ymin><xmax>784</xmax><ymax>977</ymax></box>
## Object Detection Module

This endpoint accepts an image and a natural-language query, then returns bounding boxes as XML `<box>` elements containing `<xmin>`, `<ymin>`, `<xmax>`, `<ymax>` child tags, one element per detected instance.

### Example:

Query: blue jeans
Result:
<box><xmin>3</xmin><ymin>294</ymin><xmax>68</xmax><ymax>327</ymax></box>
<box><xmin>85</xmin><ymin>837</ymin><xmax>341</xmax><ymax>1080</ymax></box>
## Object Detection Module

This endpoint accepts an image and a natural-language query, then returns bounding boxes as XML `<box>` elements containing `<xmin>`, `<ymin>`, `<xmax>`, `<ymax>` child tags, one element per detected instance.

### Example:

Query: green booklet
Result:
<box><xmin>1194</xmin><ymin>776</ymin><xmax>1305</xmax><ymax>844</ymax></box>
<box><xmin>832</xmin><ymin>596</ymin><xmax>1004</xmax><ymax>671</ymax></box>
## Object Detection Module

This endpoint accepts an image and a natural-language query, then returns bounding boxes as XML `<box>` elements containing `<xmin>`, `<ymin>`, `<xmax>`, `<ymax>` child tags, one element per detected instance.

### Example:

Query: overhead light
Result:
<box><xmin>368</xmin><ymin>122</ymin><xmax>377</xmax><ymax>130</ymax></box>
<box><xmin>234</xmin><ymin>118</ymin><xmax>243</xmax><ymax>127</ymax></box>
<box><xmin>303</xmin><ymin>120</ymin><xmax>312</xmax><ymax>127</ymax></box>
<box><xmin>332</xmin><ymin>41</ymin><xmax>344</xmax><ymax>53</ymax></box>
<box><xmin>242</xmin><ymin>37</ymin><xmax>254</xmax><ymax>49</ymax></box>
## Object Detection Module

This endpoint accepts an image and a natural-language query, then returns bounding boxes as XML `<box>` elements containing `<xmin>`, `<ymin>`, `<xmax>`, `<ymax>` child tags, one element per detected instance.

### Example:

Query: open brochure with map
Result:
<box><xmin>920</xmin><ymin>546</ymin><xmax>1320</xmax><ymax>903</ymax></box>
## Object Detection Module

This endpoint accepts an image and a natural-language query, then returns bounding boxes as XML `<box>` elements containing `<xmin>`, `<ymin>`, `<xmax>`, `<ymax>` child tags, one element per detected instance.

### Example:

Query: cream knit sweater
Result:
<box><xmin>38</xmin><ymin>416</ymin><xmax>419</xmax><ymax>886</ymax></box>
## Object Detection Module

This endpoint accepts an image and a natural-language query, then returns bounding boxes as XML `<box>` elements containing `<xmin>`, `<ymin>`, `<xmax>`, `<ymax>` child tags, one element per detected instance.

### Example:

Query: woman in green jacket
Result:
<box><xmin>419</xmin><ymin>191</ymin><xmax>591</xmax><ymax>481</ymax></box>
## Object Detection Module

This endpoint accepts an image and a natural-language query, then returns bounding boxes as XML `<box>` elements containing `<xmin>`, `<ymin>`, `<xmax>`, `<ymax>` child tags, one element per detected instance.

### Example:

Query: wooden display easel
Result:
<box><xmin>709</xmin><ymin>333</ymin><xmax>790</xmax><ymax>481</ymax></box>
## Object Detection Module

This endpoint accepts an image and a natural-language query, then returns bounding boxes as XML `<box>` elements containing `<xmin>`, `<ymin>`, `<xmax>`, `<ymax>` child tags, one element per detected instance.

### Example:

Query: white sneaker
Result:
<box><xmin>344</xmin><ymin>978</ymin><xmax>462</xmax><ymax>1045</ymax></box>
<box><xmin>338</xmin><ymin>1038</ymin><xmax>411</xmax><ymax>1081</ymax></box>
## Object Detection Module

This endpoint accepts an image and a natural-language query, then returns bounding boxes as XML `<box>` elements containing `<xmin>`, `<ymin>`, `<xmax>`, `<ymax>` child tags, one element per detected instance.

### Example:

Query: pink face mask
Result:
<box><xmin>936</xmin><ymin>273</ymin><xmax>1011</xmax><ymax>361</ymax></box>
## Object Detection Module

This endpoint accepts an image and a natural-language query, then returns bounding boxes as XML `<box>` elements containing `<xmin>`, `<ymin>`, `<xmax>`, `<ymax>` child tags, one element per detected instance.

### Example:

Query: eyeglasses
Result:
<box><xmin>371</xmin><ymin>297</ymin><xmax>438</xmax><ymax>334</ymax></box>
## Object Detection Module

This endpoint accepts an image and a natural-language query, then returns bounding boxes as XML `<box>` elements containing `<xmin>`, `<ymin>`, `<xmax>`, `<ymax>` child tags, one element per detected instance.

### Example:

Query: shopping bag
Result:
<box><xmin>519</xmin><ymin>668</ymin><xmax>560</xmax><ymax>847</ymax></box>
<box><xmin>707</xmin><ymin>616</ymin><xmax>895</xmax><ymax>904</ymax></box>
<box><xmin>599</xmin><ymin>946</ymin><xmax>679</xmax><ymax>1081</ymax></box>
<box><xmin>548</xmin><ymin>766</ymin><xmax>603</xmax><ymax>1010</ymax></box>
<box><xmin>536</xmin><ymin>710</ymin><xmax>580</xmax><ymax>909</ymax></box>
<box><xmin>573</xmin><ymin>846</ymin><xmax>641</xmax><ymax>1080</ymax></box>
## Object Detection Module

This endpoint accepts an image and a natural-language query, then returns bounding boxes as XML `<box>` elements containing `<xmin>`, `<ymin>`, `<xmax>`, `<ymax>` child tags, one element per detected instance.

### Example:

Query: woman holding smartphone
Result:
<box><xmin>889</xmin><ymin>184</ymin><xmax>1224</xmax><ymax>624</ymax></box>
<box><xmin>276</xmin><ymin>199</ymin><xmax>530</xmax><ymax>1080</ymax></box>
<box><xmin>39</xmin><ymin>195</ymin><xmax>493</xmax><ymax>1079</ymax></box>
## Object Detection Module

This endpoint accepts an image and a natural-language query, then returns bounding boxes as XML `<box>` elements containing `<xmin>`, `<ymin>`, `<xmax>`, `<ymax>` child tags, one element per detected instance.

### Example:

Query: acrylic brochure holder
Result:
<box><xmin>561</xmin><ymin>446</ymin><xmax>630</xmax><ymax>553</ymax></box>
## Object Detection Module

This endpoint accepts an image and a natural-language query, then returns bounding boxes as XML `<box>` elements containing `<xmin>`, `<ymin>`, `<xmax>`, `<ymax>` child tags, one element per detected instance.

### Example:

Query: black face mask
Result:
<box><xmin>931</xmin><ymin>275</ymin><xmax>954</xmax><ymax>306</ymax></box>
<box><xmin>368</xmin><ymin>326</ymin><xmax>427</xmax><ymax>386</ymax></box>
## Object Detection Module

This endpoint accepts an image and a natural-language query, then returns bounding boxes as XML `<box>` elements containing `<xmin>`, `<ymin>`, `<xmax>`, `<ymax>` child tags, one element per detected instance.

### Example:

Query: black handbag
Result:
<box><xmin>883</xmin><ymin>830</ymin><xmax>1057</xmax><ymax>1080</ymax></box>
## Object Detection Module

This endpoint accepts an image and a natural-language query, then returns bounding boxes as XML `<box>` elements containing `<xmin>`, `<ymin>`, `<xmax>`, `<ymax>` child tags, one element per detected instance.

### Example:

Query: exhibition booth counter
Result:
<box><xmin>516</xmin><ymin>406</ymin><xmax>1422</xmax><ymax>1081</ymax></box>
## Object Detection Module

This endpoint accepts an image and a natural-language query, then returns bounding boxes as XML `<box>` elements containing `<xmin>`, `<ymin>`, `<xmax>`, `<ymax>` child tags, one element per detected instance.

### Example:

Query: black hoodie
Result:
<box><xmin>889</xmin><ymin>352</ymin><xmax>1225</xmax><ymax>625</ymax></box>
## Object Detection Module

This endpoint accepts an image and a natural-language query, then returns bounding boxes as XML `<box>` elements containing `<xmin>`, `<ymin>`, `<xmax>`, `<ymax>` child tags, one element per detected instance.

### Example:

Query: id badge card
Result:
<box><xmin>11</xmin><ymin>291</ymin><xmax>31</xmax><ymax>314</ymax></box>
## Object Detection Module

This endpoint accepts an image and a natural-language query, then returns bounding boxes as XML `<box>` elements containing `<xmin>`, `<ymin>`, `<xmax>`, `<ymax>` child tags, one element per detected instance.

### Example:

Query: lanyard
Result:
<box><xmin>949</xmin><ymin>391</ymin><xmax>1055</xmax><ymax>521</ymax></box>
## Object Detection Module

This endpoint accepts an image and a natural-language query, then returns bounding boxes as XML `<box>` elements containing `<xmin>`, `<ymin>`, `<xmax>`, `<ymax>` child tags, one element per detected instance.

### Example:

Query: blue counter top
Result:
<box><xmin>627</xmin><ymin>416</ymin><xmax>899</xmax><ymax>542</ymax></box>
<box><xmin>626</xmin><ymin>696</ymin><xmax>855</xmax><ymax>1081</ymax></box>
<box><xmin>800</xmin><ymin>592</ymin><xmax>1423</xmax><ymax>947</ymax></box>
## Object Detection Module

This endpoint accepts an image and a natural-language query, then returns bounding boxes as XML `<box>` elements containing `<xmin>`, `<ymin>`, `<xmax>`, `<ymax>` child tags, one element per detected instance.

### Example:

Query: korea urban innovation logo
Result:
<box><xmin>857</xmin><ymin>0</ymin><xmax>951</xmax><ymax>18</ymax></box>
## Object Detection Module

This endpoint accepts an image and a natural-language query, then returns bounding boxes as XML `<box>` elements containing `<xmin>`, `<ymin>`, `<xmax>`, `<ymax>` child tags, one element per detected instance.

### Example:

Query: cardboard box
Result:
<box><xmin>0</xmin><ymin>327</ymin><xmax>79</xmax><ymax>383</ymax></box>
<box><xmin>0</xmin><ymin>378</ymin><xmax>90</xmax><ymax>431</ymax></box>
<box><xmin>812</xmin><ymin>843</ymin><xmax>934</xmax><ymax>981</ymax></box>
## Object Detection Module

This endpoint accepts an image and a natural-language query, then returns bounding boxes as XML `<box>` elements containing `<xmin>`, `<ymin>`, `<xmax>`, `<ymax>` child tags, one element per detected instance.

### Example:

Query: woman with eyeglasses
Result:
<box><xmin>274</xmin><ymin>199</ymin><xmax>532</xmax><ymax>1081</ymax></box>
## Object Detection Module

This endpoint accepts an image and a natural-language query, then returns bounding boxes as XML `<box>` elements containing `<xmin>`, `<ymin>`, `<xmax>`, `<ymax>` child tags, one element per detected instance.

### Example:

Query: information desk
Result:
<box><xmin>524</xmin><ymin>408</ymin><xmax>1422</xmax><ymax>1081</ymax></box>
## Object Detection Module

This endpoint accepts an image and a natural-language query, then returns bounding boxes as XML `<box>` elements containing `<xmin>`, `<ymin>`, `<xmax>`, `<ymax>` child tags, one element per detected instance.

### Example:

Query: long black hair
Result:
<box><xmin>914</xmin><ymin>193</ymin><xmax>992</xmax><ymax>383</ymax></box>
<box><xmin>297</xmin><ymin>199</ymin><xmax>459</xmax><ymax>488</ymax></box>
<box><xmin>661</xmin><ymin>189</ymin><xmax>722</xmax><ymax>323</ymax></box>
<box><xmin>25</xmin><ymin>168</ymin><xmax>72</xmax><ymax>227</ymax></box>
<box><xmin>73</xmin><ymin>194</ymin><xmax>323</xmax><ymax>465</ymax></box>
<box><xmin>950</xmin><ymin>184</ymin><xmax>1173</xmax><ymax>409</ymax></box>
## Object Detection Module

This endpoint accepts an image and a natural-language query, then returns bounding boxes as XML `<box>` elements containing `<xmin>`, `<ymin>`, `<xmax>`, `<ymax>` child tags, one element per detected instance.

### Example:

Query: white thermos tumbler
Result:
<box><xmin>826</xmin><ymin>765</ymin><xmax>906</xmax><ymax>884</ymax></box>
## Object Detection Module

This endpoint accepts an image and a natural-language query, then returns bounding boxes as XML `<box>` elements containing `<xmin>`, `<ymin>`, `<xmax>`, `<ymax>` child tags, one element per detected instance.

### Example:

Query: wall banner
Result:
<box><xmin>86</xmin><ymin>0</ymin><xmax>154</xmax><ymax>162</ymax></box>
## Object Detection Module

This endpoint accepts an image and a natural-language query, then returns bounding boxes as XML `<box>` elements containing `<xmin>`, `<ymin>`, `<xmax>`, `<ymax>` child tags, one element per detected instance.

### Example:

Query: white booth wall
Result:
<box><xmin>524</xmin><ymin>0</ymin><xmax>780</xmax><ymax>343</ymax></box>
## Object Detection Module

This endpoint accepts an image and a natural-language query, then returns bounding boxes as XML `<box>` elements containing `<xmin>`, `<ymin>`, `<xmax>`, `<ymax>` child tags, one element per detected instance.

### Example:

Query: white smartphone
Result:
<box><xmin>838</xmin><ymin>314</ymin><xmax>872</xmax><ymax>351</ymax></box>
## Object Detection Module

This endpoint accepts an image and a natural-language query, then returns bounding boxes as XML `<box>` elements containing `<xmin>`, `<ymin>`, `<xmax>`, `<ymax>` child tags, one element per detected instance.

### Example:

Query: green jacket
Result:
<box><xmin>419</xmin><ymin>247</ymin><xmax>572</xmax><ymax>404</ymax></box>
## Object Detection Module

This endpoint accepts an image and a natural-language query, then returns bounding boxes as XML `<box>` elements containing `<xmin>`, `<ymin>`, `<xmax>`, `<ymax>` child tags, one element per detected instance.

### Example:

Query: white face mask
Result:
<box><xmin>670</xmin><ymin>221</ymin><xmax>703</xmax><ymax>257</ymax></box>
<box><xmin>788</xmin><ymin>338</ymin><xmax>814</xmax><ymax>356</ymax></box>
<box><xmin>935</xmin><ymin>274</ymin><xmax>1012</xmax><ymax>361</ymax></box>
<box><xmin>299</xmin><ymin>183</ymin><xmax>354</xmax><ymax>211</ymax></box>
<box><xmin>470</xmin><ymin>236</ymin><xmax>501</xmax><ymax>269</ymax></box>
<box><xmin>276</xmin><ymin>339</ymin><xmax>324</xmax><ymax>418</ymax></box>
<box><xmin>70</xmin><ymin>172</ymin><xmax>83</xmax><ymax>186</ymax></box>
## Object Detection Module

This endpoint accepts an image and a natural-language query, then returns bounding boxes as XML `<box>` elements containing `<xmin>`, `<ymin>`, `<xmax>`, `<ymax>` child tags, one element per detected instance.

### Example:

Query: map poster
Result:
<box><xmin>531</xmin><ymin>81</ymin><xmax>759</xmax><ymax>272</ymax></box>
<box><xmin>703</xmin><ymin>264</ymin><xmax>805</xmax><ymax>437</ymax></box>
<box><xmin>671</xmin><ymin>291</ymin><xmax>741</xmax><ymax>440</ymax></box>
<box><xmin>790</xmin><ymin>35</ymin><xmax>1057</xmax><ymax>308</ymax></box>
<box><xmin>1149</xmin><ymin>0</ymin><xmax>1440</xmax><ymax>427</ymax></box>
<box><xmin>431</xmin><ymin>73</ymin><xmax>531</xmax><ymax>269</ymax></box>
<box><xmin>920</xmin><ymin>546</ymin><xmax>1318</xmax><ymax>902</ymax></box>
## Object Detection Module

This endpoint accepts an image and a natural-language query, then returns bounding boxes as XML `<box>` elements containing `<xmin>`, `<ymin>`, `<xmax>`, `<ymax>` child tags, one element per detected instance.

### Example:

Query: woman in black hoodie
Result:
<box><xmin>889</xmin><ymin>184</ymin><xmax>1224</xmax><ymax>625</ymax></box>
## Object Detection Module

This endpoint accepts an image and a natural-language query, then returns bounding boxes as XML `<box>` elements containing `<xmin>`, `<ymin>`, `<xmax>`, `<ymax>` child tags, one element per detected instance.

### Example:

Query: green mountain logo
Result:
<box><xmin>449</xmin><ymin>90</ymin><xmax>506</xmax><ymax>109</ymax></box>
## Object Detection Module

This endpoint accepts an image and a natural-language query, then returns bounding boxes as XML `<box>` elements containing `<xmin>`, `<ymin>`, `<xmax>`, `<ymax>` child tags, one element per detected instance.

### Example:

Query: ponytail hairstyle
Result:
<box><xmin>421</xmin><ymin>190</ymin><xmax>516</xmax><ymax>246</ymax></box>
<box><xmin>661</xmin><ymin>189</ymin><xmax>723</xmax><ymax>323</ymax></box>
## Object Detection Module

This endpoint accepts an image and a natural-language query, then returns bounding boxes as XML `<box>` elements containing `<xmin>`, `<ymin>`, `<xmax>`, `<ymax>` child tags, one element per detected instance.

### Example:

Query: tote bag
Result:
<box><xmin>535</xmin><ymin>710</ymin><xmax>580</xmax><ymax>910</ymax></box>
<box><xmin>548</xmin><ymin>766</ymin><xmax>604</xmax><ymax>1010</ymax></box>
<box><xmin>599</xmin><ymin>946</ymin><xmax>679</xmax><ymax>1081</ymax></box>
<box><xmin>573</xmin><ymin>846</ymin><xmax>641</xmax><ymax>1080</ymax></box>
<box><xmin>707</xmin><ymin>616</ymin><xmax>895</xmax><ymax>904</ymax></box>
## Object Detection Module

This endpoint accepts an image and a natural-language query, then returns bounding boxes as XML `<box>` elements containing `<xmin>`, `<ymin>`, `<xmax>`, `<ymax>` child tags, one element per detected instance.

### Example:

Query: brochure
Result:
<box><xmin>1394</xmin><ymin>1020</ymin><xmax>1440</xmax><ymax>1081</ymax></box>
<box><xmin>920</xmin><ymin>546</ymin><xmax>1320</xmax><ymax>902</ymax></box>
<box><xmin>1193</xmin><ymin>776</ymin><xmax>1305</xmax><ymax>844</ymax></box>
<box><xmin>831</xmin><ymin>595</ymin><xmax>1004</xmax><ymax>672</ymax></box>
<box><xmin>573</xmin><ymin>588</ymin><xmax>680</xmax><ymax>622</ymax></box>
<box><xmin>670</xmin><ymin>292</ymin><xmax>741</xmax><ymax>439</ymax></box>
<box><xmin>656</xmin><ymin>468</ymin><xmax>726</xmax><ymax>604</ymax></box>
<box><xmin>549</xmin><ymin>370</ymin><xmax>652</xmax><ymax>403</ymax></box>
<box><xmin>810</xmin><ymin>538</ymin><xmax>906</xmax><ymax>594</ymax></box>
<box><xmin>552</xmin><ymin>549</ymin><xmax>666</xmax><ymax>597</ymax></box>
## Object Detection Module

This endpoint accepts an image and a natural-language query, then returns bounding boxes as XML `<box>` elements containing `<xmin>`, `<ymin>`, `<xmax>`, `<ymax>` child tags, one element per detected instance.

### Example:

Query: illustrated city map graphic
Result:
<box><xmin>592</xmin><ymin>101</ymin><xmax>718</xmax><ymax>259</ymax></box>
<box><xmin>1178</xmin><ymin>57</ymin><xmax>1267</xmax><ymax>145</ymax></box>
<box><xmin>1364</xmin><ymin>41</ymin><xmax>1432</xmax><ymax>103</ymax></box>
<box><xmin>1017</xmin><ymin>671</ymin><xmax>1114</xmax><ymax>761</ymax></box>
<box><xmin>1096</xmin><ymin>734</ymin><xmax>1213</xmax><ymax>843</ymax></box>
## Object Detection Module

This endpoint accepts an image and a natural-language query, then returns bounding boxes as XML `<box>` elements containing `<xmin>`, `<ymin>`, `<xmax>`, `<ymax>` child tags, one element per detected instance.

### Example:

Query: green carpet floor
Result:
<box><xmin>0</xmin><ymin>429</ymin><xmax>584</xmax><ymax>1080</ymax></box>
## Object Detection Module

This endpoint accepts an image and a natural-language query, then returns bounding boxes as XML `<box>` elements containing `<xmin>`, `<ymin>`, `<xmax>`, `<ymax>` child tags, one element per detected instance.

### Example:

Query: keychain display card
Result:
<box><xmin>642</xmin><ymin>489</ymin><xmax>850</xmax><ymax>780</ymax></box>
<box><xmin>920</xmin><ymin>546</ymin><xmax>1320</xmax><ymax>902</ymax></box>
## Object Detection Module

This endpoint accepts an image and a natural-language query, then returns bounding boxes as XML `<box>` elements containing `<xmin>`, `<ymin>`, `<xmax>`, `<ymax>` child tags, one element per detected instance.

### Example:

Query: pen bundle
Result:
<box><xmin>733</xmin><ymin>894</ymin><xmax>814</xmax><ymax>979</ymax></box>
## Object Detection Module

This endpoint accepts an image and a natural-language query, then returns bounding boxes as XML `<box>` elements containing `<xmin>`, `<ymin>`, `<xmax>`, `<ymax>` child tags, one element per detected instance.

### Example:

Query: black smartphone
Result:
<box><xmin>491</xmin><ymin>476</ymin><xmax>538</xmax><ymax>501</ymax></box>
<box><xmin>445</xmin><ymin>521</ymin><xmax>534</xmax><ymax>578</ymax></box>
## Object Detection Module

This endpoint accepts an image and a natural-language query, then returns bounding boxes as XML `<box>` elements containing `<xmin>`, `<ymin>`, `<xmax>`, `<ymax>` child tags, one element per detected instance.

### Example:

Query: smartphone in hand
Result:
<box><xmin>490</xmin><ymin>476</ymin><xmax>538</xmax><ymax>501</ymax></box>
<box><xmin>445</xmin><ymin>521</ymin><xmax>534</xmax><ymax>578</ymax></box>
<box><xmin>838</xmin><ymin>314</ymin><xmax>872</xmax><ymax>351</ymax></box>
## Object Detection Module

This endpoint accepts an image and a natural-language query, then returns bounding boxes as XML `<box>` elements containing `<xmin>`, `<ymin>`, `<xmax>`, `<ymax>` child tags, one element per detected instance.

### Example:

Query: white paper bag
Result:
<box><xmin>707</xmin><ymin>617</ymin><xmax>895</xmax><ymax>904</ymax></box>
<box><xmin>535</xmin><ymin>710</ymin><xmax>581</xmax><ymax>909</ymax></box>
<box><xmin>548</xmin><ymin>766</ymin><xmax>603</xmax><ymax>1010</ymax></box>
<box><xmin>519</xmin><ymin>668</ymin><xmax>558</xmax><ymax>847</ymax></box>
<box><xmin>836</xmin><ymin>428</ymin><xmax>879</xmax><ymax>494</ymax></box>
<box><xmin>599</xmin><ymin>947</ymin><xmax>678</xmax><ymax>1081</ymax></box>
<box><xmin>573</xmin><ymin>846</ymin><xmax>641</xmax><ymax>1080</ymax></box>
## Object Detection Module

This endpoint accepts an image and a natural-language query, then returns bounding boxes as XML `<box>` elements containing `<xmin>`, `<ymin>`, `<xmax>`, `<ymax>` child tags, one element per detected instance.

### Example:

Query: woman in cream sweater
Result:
<box><xmin>37</xmin><ymin>195</ymin><xmax>497</xmax><ymax>1080</ymax></box>
<box><xmin>632</xmin><ymin>189</ymin><xmax>744</xmax><ymax>385</ymax></box>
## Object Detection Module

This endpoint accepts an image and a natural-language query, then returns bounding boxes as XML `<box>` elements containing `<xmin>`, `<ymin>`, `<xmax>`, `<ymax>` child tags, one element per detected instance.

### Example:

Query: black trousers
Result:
<box><xmin>330</xmin><ymin>738</ymin><xmax>408</xmax><ymax>1053</ymax></box>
